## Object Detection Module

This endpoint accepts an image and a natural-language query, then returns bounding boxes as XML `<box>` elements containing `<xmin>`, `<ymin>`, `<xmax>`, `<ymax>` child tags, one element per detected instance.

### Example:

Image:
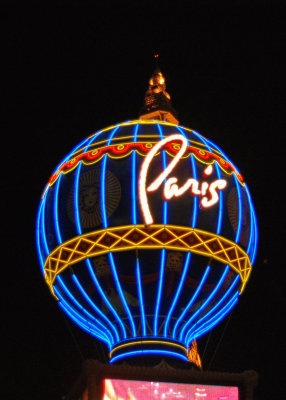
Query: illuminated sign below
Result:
<box><xmin>139</xmin><ymin>134</ymin><xmax>227</xmax><ymax>225</ymax></box>
<box><xmin>103</xmin><ymin>378</ymin><xmax>239</xmax><ymax>399</ymax></box>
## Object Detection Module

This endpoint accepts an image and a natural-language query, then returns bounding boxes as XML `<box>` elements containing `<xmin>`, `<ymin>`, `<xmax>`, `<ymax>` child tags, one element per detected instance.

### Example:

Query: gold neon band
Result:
<box><xmin>44</xmin><ymin>225</ymin><xmax>252</xmax><ymax>296</ymax></box>
<box><xmin>109</xmin><ymin>340</ymin><xmax>187</xmax><ymax>358</ymax></box>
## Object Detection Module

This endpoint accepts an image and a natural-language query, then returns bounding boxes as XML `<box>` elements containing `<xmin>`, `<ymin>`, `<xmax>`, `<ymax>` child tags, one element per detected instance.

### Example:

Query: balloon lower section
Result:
<box><xmin>110</xmin><ymin>339</ymin><xmax>188</xmax><ymax>364</ymax></box>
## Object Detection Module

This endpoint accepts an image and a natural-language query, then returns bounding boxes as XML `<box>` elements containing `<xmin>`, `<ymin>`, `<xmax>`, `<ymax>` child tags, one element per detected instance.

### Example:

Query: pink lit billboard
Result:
<box><xmin>103</xmin><ymin>378</ymin><xmax>239</xmax><ymax>399</ymax></box>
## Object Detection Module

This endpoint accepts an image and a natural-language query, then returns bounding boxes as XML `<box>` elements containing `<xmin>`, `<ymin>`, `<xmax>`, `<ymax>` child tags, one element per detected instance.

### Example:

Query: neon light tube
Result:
<box><xmin>71</xmin><ymin>274</ymin><xmax>119</xmax><ymax>342</ymax></box>
<box><xmin>58</xmin><ymin>302</ymin><xmax>111</xmax><ymax>349</ymax></box>
<box><xmin>56</xmin><ymin>277</ymin><xmax>114</xmax><ymax>344</ymax></box>
<box><xmin>101</xmin><ymin>126</ymin><xmax>136</xmax><ymax>337</ymax></box>
<box><xmin>55</xmin><ymin>287</ymin><xmax>112</xmax><ymax>348</ymax></box>
<box><xmin>153</xmin><ymin>123</ymin><xmax>168</xmax><ymax>336</ymax></box>
<box><xmin>172</xmin><ymin>266</ymin><xmax>210</xmax><ymax>339</ymax></box>
<box><xmin>187</xmin><ymin>294</ymin><xmax>239</xmax><ymax>344</ymax></box>
<box><xmin>136</xmin><ymin>258</ymin><xmax>147</xmax><ymax>337</ymax></box>
<box><xmin>53</xmin><ymin>172</ymin><xmax>63</xmax><ymax>244</ymax></box>
<box><xmin>181</xmin><ymin>266</ymin><xmax>230</xmax><ymax>343</ymax></box>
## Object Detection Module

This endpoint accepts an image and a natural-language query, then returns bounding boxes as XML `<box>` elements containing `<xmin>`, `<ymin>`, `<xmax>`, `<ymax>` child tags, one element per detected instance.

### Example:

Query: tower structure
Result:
<box><xmin>139</xmin><ymin>65</ymin><xmax>179</xmax><ymax>124</ymax></box>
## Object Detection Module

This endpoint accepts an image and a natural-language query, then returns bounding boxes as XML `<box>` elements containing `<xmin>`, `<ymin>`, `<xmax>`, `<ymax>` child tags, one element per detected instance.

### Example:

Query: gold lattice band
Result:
<box><xmin>44</xmin><ymin>224</ymin><xmax>252</xmax><ymax>295</ymax></box>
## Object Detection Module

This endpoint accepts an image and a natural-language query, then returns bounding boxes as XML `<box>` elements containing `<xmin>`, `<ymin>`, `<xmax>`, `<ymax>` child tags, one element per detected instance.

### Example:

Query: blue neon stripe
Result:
<box><xmin>132</xmin><ymin>123</ymin><xmax>139</xmax><ymax>225</ymax></box>
<box><xmin>192</xmin><ymin>290</ymin><xmax>239</xmax><ymax>337</ymax></box>
<box><xmin>181</xmin><ymin>265</ymin><xmax>230</xmax><ymax>343</ymax></box>
<box><xmin>71</xmin><ymin>274</ymin><xmax>120</xmax><ymax>342</ymax></box>
<box><xmin>132</xmin><ymin>124</ymin><xmax>146</xmax><ymax>336</ymax></box>
<box><xmin>101</xmin><ymin>126</ymin><xmax>120</xmax><ymax>227</ymax></box>
<box><xmin>101</xmin><ymin>154</ymin><xmax>108</xmax><ymax>228</ymax></box>
<box><xmin>132</xmin><ymin>151</ymin><xmax>137</xmax><ymax>225</ymax></box>
<box><xmin>190</xmin><ymin>155</ymin><xmax>198</xmax><ymax>228</ymax></box>
<box><xmin>136</xmin><ymin>258</ymin><xmax>147</xmax><ymax>336</ymax></box>
<box><xmin>74</xmin><ymin>163</ymin><xmax>82</xmax><ymax>234</ymax></box>
<box><xmin>193</xmin><ymin>275</ymin><xmax>240</xmax><ymax>328</ymax></box>
<box><xmin>54</xmin><ymin>172</ymin><xmax>63</xmax><ymax>244</ymax></box>
<box><xmin>234</xmin><ymin>176</ymin><xmax>243</xmax><ymax>243</ymax></box>
<box><xmin>36</xmin><ymin>199</ymin><xmax>45</xmax><ymax>267</ymax></box>
<box><xmin>245</xmin><ymin>186</ymin><xmax>254</xmax><ymax>256</ymax></box>
<box><xmin>86</xmin><ymin>259</ymin><xmax>127</xmax><ymax>339</ymax></box>
<box><xmin>131</xmin><ymin>124</ymin><xmax>139</xmax><ymax>225</ymax></box>
<box><xmin>55</xmin><ymin>287</ymin><xmax>112</xmax><ymax>348</ymax></box>
<box><xmin>245</xmin><ymin>184</ymin><xmax>258</xmax><ymax>263</ymax></box>
<box><xmin>58</xmin><ymin>301</ymin><xmax>111</xmax><ymax>349</ymax></box>
<box><xmin>154</xmin><ymin>123</ymin><xmax>168</xmax><ymax>336</ymax></box>
<box><xmin>178</xmin><ymin>127</ymin><xmax>209</xmax><ymax>149</ymax></box>
<box><xmin>71</xmin><ymin>128</ymin><xmax>127</xmax><ymax>339</ymax></box>
<box><xmin>187</xmin><ymin>295</ymin><xmax>239</xmax><ymax>344</ymax></box>
<box><xmin>74</xmin><ymin>134</ymin><xmax>98</xmax><ymax>236</ymax></box>
<box><xmin>214</xmin><ymin>163</ymin><xmax>223</xmax><ymax>235</ymax></box>
<box><xmin>154</xmin><ymin>249</ymin><xmax>166</xmax><ymax>335</ymax></box>
<box><xmin>204</xmin><ymin>138</ymin><xmax>245</xmax><ymax>245</ymax></box>
<box><xmin>101</xmin><ymin>125</ymin><xmax>136</xmax><ymax>338</ymax></box>
<box><xmin>205</xmin><ymin>138</ymin><xmax>242</xmax><ymax>176</ymax></box>
<box><xmin>177</xmin><ymin>126</ymin><xmax>223</xmax><ymax>235</ymax></box>
<box><xmin>57</xmin><ymin>292</ymin><xmax>111</xmax><ymax>348</ymax></box>
<box><xmin>163</xmin><ymin>252</ymin><xmax>191</xmax><ymax>337</ymax></box>
<box><xmin>56</xmin><ymin>277</ymin><xmax>114</xmax><ymax>344</ymax></box>
<box><xmin>172</xmin><ymin>266</ymin><xmax>210</xmax><ymax>339</ymax></box>
<box><xmin>110</xmin><ymin>349</ymin><xmax>188</xmax><ymax>364</ymax></box>
<box><xmin>107</xmin><ymin>253</ymin><xmax>137</xmax><ymax>337</ymax></box>
<box><xmin>163</xmin><ymin>145</ymin><xmax>199</xmax><ymax>336</ymax></box>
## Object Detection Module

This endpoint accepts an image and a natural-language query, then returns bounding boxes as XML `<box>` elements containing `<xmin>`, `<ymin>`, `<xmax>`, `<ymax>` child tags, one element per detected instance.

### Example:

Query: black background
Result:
<box><xmin>2</xmin><ymin>3</ymin><xmax>284</xmax><ymax>399</ymax></box>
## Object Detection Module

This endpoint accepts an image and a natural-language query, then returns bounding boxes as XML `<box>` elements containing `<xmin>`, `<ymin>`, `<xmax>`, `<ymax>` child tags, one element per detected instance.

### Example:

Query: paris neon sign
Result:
<box><xmin>139</xmin><ymin>134</ymin><xmax>227</xmax><ymax>225</ymax></box>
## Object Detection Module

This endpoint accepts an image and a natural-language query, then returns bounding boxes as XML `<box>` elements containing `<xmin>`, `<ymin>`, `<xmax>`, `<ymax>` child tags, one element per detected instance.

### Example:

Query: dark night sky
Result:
<box><xmin>2</xmin><ymin>3</ymin><xmax>284</xmax><ymax>399</ymax></box>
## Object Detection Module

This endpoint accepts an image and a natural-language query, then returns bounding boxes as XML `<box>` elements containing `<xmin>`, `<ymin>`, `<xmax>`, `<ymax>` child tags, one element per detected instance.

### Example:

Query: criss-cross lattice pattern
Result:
<box><xmin>44</xmin><ymin>224</ymin><xmax>252</xmax><ymax>296</ymax></box>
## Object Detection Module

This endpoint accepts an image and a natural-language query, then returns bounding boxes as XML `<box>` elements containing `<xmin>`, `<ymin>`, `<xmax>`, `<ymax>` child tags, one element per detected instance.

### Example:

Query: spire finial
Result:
<box><xmin>139</xmin><ymin>58</ymin><xmax>179</xmax><ymax>124</ymax></box>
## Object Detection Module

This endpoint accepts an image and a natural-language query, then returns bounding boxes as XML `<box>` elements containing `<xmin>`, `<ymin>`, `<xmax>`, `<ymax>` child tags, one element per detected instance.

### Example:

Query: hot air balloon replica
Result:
<box><xmin>36</xmin><ymin>66</ymin><xmax>258</xmax><ymax>368</ymax></box>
